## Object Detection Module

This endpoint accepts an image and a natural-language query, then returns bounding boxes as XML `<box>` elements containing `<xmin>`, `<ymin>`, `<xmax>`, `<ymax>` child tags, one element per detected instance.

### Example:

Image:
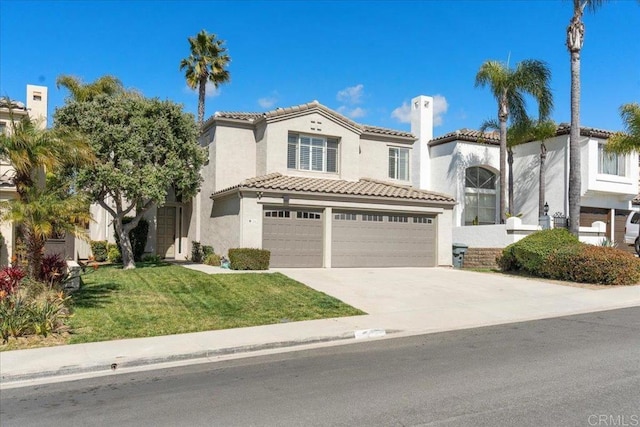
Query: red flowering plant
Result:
<box><xmin>0</xmin><ymin>266</ymin><xmax>26</xmax><ymax>299</ymax></box>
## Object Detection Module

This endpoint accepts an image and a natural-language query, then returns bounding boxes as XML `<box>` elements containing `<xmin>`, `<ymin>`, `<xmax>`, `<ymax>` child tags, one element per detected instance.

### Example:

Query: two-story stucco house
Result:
<box><xmin>0</xmin><ymin>85</ymin><xmax>48</xmax><ymax>266</ymax></box>
<box><xmin>190</xmin><ymin>99</ymin><xmax>455</xmax><ymax>267</ymax></box>
<box><xmin>423</xmin><ymin>122</ymin><xmax>638</xmax><ymax>249</ymax></box>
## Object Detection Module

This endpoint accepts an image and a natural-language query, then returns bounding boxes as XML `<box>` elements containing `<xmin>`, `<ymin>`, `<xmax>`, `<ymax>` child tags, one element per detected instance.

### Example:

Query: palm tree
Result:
<box><xmin>475</xmin><ymin>59</ymin><xmax>553</xmax><ymax>222</ymax></box>
<box><xmin>180</xmin><ymin>30</ymin><xmax>230</xmax><ymax>128</ymax></box>
<box><xmin>0</xmin><ymin>113</ymin><xmax>93</xmax><ymax>279</ymax></box>
<box><xmin>0</xmin><ymin>115</ymin><xmax>92</xmax><ymax>199</ymax></box>
<box><xmin>1</xmin><ymin>184</ymin><xmax>91</xmax><ymax>279</ymax></box>
<box><xmin>529</xmin><ymin>120</ymin><xmax>558</xmax><ymax>217</ymax></box>
<box><xmin>56</xmin><ymin>75</ymin><xmax>124</xmax><ymax>102</ymax></box>
<box><xmin>606</xmin><ymin>103</ymin><xmax>640</xmax><ymax>154</ymax></box>
<box><xmin>566</xmin><ymin>0</ymin><xmax>608</xmax><ymax>235</ymax></box>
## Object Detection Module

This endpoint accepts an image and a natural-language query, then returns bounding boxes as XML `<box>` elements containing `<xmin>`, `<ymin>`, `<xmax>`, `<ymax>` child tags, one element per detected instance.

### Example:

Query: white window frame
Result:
<box><xmin>598</xmin><ymin>143</ymin><xmax>626</xmax><ymax>177</ymax></box>
<box><xmin>288</xmin><ymin>134</ymin><xmax>338</xmax><ymax>173</ymax></box>
<box><xmin>464</xmin><ymin>166</ymin><xmax>497</xmax><ymax>225</ymax></box>
<box><xmin>388</xmin><ymin>147</ymin><xmax>410</xmax><ymax>181</ymax></box>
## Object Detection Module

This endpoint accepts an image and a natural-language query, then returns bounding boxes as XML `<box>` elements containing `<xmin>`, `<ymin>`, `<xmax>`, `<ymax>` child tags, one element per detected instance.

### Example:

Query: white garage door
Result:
<box><xmin>332</xmin><ymin>211</ymin><xmax>436</xmax><ymax>267</ymax></box>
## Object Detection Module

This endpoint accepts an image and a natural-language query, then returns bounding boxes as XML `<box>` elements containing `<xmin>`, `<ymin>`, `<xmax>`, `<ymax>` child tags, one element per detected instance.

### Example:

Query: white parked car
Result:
<box><xmin>624</xmin><ymin>211</ymin><xmax>640</xmax><ymax>254</ymax></box>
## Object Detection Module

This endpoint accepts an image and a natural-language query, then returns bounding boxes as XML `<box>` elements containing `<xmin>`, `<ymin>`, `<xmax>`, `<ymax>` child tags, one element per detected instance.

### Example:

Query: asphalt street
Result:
<box><xmin>2</xmin><ymin>307</ymin><xmax>639</xmax><ymax>427</ymax></box>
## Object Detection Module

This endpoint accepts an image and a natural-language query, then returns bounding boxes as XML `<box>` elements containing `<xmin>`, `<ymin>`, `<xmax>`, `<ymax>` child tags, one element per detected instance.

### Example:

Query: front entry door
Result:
<box><xmin>157</xmin><ymin>206</ymin><xmax>176</xmax><ymax>258</ymax></box>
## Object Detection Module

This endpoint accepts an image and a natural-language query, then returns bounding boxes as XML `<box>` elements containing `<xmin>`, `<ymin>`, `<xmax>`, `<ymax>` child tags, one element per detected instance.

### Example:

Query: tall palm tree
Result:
<box><xmin>180</xmin><ymin>30</ymin><xmax>230</xmax><ymax>129</ymax></box>
<box><xmin>56</xmin><ymin>75</ymin><xmax>124</xmax><ymax>102</ymax></box>
<box><xmin>566</xmin><ymin>0</ymin><xmax>608</xmax><ymax>235</ymax></box>
<box><xmin>475</xmin><ymin>59</ymin><xmax>553</xmax><ymax>222</ymax></box>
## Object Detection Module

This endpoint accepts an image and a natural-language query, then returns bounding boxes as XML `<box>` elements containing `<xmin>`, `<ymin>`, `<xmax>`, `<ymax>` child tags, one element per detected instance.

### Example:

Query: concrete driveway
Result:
<box><xmin>275</xmin><ymin>267</ymin><xmax>640</xmax><ymax>335</ymax></box>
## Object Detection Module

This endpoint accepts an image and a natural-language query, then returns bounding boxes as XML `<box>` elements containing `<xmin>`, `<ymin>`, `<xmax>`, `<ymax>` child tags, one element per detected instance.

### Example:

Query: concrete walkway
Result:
<box><xmin>2</xmin><ymin>267</ymin><xmax>639</xmax><ymax>387</ymax></box>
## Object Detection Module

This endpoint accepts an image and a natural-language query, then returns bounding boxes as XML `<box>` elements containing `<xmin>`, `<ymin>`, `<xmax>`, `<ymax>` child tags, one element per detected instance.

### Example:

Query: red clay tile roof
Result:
<box><xmin>207</xmin><ymin>101</ymin><xmax>414</xmax><ymax>139</ymax></box>
<box><xmin>213</xmin><ymin>173</ymin><xmax>455</xmax><ymax>203</ymax></box>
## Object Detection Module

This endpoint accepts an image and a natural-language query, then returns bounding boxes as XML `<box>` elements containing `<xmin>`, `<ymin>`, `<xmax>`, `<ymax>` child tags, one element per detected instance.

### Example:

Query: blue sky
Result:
<box><xmin>1</xmin><ymin>1</ymin><xmax>638</xmax><ymax>136</ymax></box>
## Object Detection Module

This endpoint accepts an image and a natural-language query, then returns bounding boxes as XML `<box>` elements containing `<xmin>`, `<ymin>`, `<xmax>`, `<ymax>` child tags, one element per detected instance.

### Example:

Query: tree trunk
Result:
<box><xmin>567</xmin><ymin>9</ymin><xmax>584</xmax><ymax>236</ymax></box>
<box><xmin>539</xmin><ymin>142</ymin><xmax>548</xmax><ymax>217</ymax></box>
<box><xmin>499</xmin><ymin>96</ymin><xmax>508</xmax><ymax>223</ymax></box>
<box><xmin>114</xmin><ymin>218</ymin><xmax>136</xmax><ymax>270</ymax></box>
<box><xmin>508</xmin><ymin>147</ymin><xmax>514</xmax><ymax>217</ymax></box>
<box><xmin>23</xmin><ymin>226</ymin><xmax>45</xmax><ymax>281</ymax></box>
<box><xmin>197</xmin><ymin>75</ymin><xmax>207</xmax><ymax>130</ymax></box>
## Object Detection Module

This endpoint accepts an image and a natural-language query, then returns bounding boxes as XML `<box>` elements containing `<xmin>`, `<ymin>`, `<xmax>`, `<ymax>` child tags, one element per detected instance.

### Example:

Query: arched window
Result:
<box><xmin>464</xmin><ymin>166</ymin><xmax>497</xmax><ymax>225</ymax></box>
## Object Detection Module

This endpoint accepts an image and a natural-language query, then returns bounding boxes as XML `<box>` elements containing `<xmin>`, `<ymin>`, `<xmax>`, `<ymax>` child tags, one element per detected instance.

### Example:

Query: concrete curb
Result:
<box><xmin>1</xmin><ymin>330</ymin><xmax>402</xmax><ymax>385</ymax></box>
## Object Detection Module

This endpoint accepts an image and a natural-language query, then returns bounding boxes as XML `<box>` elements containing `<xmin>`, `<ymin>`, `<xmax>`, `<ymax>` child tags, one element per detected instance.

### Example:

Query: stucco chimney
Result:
<box><xmin>26</xmin><ymin>85</ymin><xmax>48</xmax><ymax>129</ymax></box>
<box><xmin>410</xmin><ymin>95</ymin><xmax>433</xmax><ymax>189</ymax></box>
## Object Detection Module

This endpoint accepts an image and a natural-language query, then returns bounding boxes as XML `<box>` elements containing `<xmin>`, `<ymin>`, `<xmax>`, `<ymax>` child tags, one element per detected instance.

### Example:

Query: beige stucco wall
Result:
<box><xmin>261</xmin><ymin>112</ymin><xmax>361</xmax><ymax>181</ymax></box>
<box><xmin>201</xmin><ymin>193</ymin><xmax>241</xmax><ymax>257</ymax></box>
<box><xmin>210</xmin><ymin>124</ymin><xmax>256</xmax><ymax>192</ymax></box>
<box><xmin>360</xmin><ymin>135</ymin><xmax>413</xmax><ymax>184</ymax></box>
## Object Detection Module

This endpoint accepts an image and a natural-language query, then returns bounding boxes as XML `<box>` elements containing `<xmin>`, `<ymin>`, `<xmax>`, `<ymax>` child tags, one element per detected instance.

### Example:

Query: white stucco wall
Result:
<box><xmin>512</xmin><ymin>134</ymin><xmax>638</xmax><ymax>225</ymax></box>
<box><xmin>429</xmin><ymin>140</ymin><xmax>500</xmax><ymax>226</ymax></box>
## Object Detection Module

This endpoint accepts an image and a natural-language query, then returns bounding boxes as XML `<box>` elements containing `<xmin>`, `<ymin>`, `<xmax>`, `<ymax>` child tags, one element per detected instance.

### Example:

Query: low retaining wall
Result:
<box><xmin>463</xmin><ymin>248</ymin><xmax>502</xmax><ymax>269</ymax></box>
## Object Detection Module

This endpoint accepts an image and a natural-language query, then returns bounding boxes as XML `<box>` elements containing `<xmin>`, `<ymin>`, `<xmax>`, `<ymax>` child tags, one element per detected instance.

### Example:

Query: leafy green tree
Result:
<box><xmin>54</xmin><ymin>94</ymin><xmax>206</xmax><ymax>269</ymax></box>
<box><xmin>566</xmin><ymin>0</ymin><xmax>609</xmax><ymax>235</ymax></box>
<box><xmin>606</xmin><ymin>103</ymin><xmax>640</xmax><ymax>154</ymax></box>
<box><xmin>475</xmin><ymin>60</ymin><xmax>553</xmax><ymax>221</ymax></box>
<box><xmin>180</xmin><ymin>30</ymin><xmax>230</xmax><ymax>128</ymax></box>
<box><xmin>56</xmin><ymin>75</ymin><xmax>124</xmax><ymax>102</ymax></box>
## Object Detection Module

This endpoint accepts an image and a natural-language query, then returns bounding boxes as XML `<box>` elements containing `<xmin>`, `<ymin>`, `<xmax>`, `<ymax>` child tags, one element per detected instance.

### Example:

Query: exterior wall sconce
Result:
<box><xmin>544</xmin><ymin>202</ymin><xmax>549</xmax><ymax>215</ymax></box>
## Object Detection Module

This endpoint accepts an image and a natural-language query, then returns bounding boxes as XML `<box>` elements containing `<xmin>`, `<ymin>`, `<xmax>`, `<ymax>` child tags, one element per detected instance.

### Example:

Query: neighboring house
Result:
<box><xmin>424</xmin><ymin>123</ymin><xmax>639</xmax><ymax>248</ymax></box>
<box><xmin>193</xmin><ymin>99</ymin><xmax>455</xmax><ymax>267</ymax></box>
<box><xmin>0</xmin><ymin>85</ymin><xmax>48</xmax><ymax>266</ymax></box>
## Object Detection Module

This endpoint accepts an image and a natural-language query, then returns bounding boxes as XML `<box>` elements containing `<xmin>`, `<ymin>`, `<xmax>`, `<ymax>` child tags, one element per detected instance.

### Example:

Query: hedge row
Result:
<box><xmin>228</xmin><ymin>248</ymin><xmax>270</xmax><ymax>270</ymax></box>
<box><xmin>497</xmin><ymin>229</ymin><xmax>640</xmax><ymax>286</ymax></box>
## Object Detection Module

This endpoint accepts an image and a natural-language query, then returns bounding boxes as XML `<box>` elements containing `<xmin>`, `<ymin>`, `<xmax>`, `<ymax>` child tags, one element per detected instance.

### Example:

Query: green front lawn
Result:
<box><xmin>67</xmin><ymin>263</ymin><xmax>364</xmax><ymax>344</ymax></box>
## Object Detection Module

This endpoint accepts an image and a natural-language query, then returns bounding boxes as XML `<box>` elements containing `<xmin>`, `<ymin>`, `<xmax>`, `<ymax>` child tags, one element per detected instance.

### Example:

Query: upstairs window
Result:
<box><xmin>598</xmin><ymin>143</ymin><xmax>626</xmax><ymax>176</ymax></box>
<box><xmin>389</xmin><ymin>147</ymin><xmax>409</xmax><ymax>181</ymax></box>
<box><xmin>287</xmin><ymin>134</ymin><xmax>338</xmax><ymax>173</ymax></box>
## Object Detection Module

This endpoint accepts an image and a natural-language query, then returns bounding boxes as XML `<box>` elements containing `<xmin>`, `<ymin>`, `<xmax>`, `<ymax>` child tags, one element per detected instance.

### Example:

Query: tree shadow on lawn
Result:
<box><xmin>71</xmin><ymin>281</ymin><xmax>121</xmax><ymax>309</ymax></box>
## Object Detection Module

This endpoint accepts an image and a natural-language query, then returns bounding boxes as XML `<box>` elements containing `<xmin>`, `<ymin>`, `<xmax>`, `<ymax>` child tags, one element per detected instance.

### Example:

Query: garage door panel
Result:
<box><xmin>332</xmin><ymin>211</ymin><xmax>436</xmax><ymax>268</ymax></box>
<box><xmin>263</xmin><ymin>208</ymin><xmax>323</xmax><ymax>268</ymax></box>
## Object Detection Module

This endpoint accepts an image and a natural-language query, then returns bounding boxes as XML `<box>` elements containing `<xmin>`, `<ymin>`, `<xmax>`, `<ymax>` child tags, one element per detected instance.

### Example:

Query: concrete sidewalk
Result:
<box><xmin>2</xmin><ymin>267</ymin><xmax>639</xmax><ymax>387</ymax></box>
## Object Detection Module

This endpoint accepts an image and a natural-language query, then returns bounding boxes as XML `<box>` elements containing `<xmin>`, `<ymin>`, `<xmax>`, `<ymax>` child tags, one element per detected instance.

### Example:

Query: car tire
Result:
<box><xmin>635</xmin><ymin>238</ymin><xmax>640</xmax><ymax>256</ymax></box>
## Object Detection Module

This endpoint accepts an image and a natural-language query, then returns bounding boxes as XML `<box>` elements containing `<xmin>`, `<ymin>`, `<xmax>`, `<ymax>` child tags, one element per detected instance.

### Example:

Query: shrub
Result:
<box><xmin>191</xmin><ymin>241</ymin><xmax>203</xmax><ymax>263</ymax></box>
<box><xmin>107</xmin><ymin>244</ymin><xmax>122</xmax><ymax>264</ymax></box>
<box><xmin>204</xmin><ymin>253</ymin><xmax>221</xmax><ymax>266</ymax></box>
<box><xmin>141</xmin><ymin>254</ymin><xmax>163</xmax><ymax>263</ymax></box>
<box><xmin>0</xmin><ymin>280</ymin><xmax>69</xmax><ymax>342</ymax></box>
<box><xmin>498</xmin><ymin>228</ymin><xmax>580</xmax><ymax>275</ymax></box>
<box><xmin>39</xmin><ymin>254</ymin><xmax>68</xmax><ymax>287</ymax></box>
<box><xmin>542</xmin><ymin>245</ymin><xmax>640</xmax><ymax>286</ymax></box>
<box><xmin>113</xmin><ymin>217</ymin><xmax>149</xmax><ymax>262</ymax></box>
<box><xmin>0</xmin><ymin>266</ymin><xmax>26</xmax><ymax>299</ymax></box>
<box><xmin>228</xmin><ymin>248</ymin><xmax>270</xmax><ymax>270</ymax></box>
<box><xmin>90</xmin><ymin>240</ymin><xmax>109</xmax><ymax>262</ymax></box>
<box><xmin>202</xmin><ymin>245</ymin><xmax>214</xmax><ymax>257</ymax></box>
